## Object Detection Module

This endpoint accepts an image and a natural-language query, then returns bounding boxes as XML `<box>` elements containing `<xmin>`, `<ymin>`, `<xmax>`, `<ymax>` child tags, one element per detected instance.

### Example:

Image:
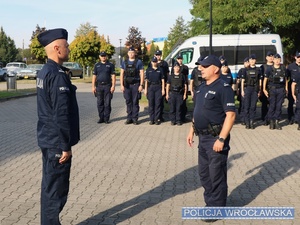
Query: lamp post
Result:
<box><xmin>119</xmin><ymin>39</ymin><xmax>122</xmax><ymax>67</ymax></box>
<box><xmin>209</xmin><ymin>0</ymin><xmax>212</xmax><ymax>55</ymax></box>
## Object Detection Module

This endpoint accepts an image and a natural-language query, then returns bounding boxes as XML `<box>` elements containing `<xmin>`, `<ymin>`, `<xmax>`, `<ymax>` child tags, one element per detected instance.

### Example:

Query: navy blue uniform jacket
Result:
<box><xmin>37</xmin><ymin>59</ymin><xmax>80</xmax><ymax>150</ymax></box>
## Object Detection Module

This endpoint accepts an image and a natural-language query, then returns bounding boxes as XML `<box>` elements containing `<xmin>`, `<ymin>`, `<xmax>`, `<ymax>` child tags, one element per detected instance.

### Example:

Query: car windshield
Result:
<box><xmin>6</xmin><ymin>63</ymin><xmax>21</xmax><ymax>67</ymax></box>
<box><xmin>63</xmin><ymin>63</ymin><xmax>73</xmax><ymax>68</ymax></box>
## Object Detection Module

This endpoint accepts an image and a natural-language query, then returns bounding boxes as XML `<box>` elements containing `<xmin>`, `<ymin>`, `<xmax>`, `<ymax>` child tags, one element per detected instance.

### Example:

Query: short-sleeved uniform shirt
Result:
<box><xmin>193</xmin><ymin>78</ymin><xmax>235</xmax><ymax>130</ymax></box>
<box><xmin>93</xmin><ymin>61</ymin><xmax>115</xmax><ymax>84</ymax></box>
<box><xmin>37</xmin><ymin>59</ymin><xmax>80</xmax><ymax>150</ymax></box>
<box><xmin>287</xmin><ymin>62</ymin><xmax>300</xmax><ymax>82</ymax></box>
<box><xmin>220</xmin><ymin>72</ymin><xmax>233</xmax><ymax>85</ymax></box>
<box><xmin>146</xmin><ymin>67</ymin><xmax>164</xmax><ymax>83</ymax></box>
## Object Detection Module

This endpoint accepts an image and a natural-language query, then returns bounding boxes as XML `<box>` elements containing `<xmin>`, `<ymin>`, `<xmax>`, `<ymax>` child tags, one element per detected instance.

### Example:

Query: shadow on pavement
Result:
<box><xmin>77</xmin><ymin>153</ymin><xmax>244</xmax><ymax>225</ymax></box>
<box><xmin>228</xmin><ymin>150</ymin><xmax>300</xmax><ymax>206</ymax></box>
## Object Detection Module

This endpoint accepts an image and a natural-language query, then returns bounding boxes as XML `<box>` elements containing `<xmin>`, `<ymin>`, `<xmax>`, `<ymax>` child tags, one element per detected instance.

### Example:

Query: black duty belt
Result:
<box><xmin>149</xmin><ymin>82</ymin><xmax>161</xmax><ymax>85</ymax></box>
<box><xmin>198</xmin><ymin>129</ymin><xmax>211</xmax><ymax>135</ymax></box>
<box><xmin>98</xmin><ymin>82</ymin><xmax>111</xmax><ymax>85</ymax></box>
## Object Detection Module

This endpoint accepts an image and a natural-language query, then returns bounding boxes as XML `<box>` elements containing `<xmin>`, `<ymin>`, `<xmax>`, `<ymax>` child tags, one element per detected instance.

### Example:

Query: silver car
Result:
<box><xmin>19</xmin><ymin>64</ymin><xmax>44</xmax><ymax>79</ymax></box>
<box><xmin>5</xmin><ymin>62</ymin><xmax>28</xmax><ymax>79</ymax></box>
<box><xmin>62</xmin><ymin>62</ymin><xmax>83</xmax><ymax>79</ymax></box>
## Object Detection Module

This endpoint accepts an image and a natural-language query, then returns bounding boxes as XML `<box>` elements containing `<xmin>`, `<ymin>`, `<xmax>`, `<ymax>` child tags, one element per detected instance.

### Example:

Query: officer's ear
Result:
<box><xmin>213</xmin><ymin>66</ymin><xmax>221</xmax><ymax>75</ymax></box>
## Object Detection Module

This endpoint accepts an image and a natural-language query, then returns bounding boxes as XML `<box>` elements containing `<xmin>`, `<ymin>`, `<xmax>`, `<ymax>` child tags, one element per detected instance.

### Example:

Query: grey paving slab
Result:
<box><xmin>0</xmin><ymin>80</ymin><xmax>299</xmax><ymax>225</ymax></box>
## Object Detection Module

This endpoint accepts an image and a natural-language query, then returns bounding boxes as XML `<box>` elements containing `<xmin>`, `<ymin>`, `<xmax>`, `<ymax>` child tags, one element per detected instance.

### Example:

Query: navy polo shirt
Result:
<box><xmin>93</xmin><ymin>61</ymin><xmax>115</xmax><ymax>84</ymax></box>
<box><xmin>193</xmin><ymin>78</ymin><xmax>235</xmax><ymax>130</ymax></box>
<box><xmin>220</xmin><ymin>73</ymin><xmax>233</xmax><ymax>85</ymax></box>
<box><xmin>287</xmin><ymin>62</ymin><xmax>300</xmax><ymax>81</ymax></box>
<box><xmin>146</xmin><ymin>67</ymin><xmax>164</xmax><ymax>83</ymax></box>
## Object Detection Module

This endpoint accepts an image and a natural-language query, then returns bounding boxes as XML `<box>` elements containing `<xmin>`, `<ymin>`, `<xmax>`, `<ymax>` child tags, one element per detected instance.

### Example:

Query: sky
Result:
<box><xmin>1</xmin><ymin>0</ymin><xmax>193</xmax><ymax>49</ymax></box>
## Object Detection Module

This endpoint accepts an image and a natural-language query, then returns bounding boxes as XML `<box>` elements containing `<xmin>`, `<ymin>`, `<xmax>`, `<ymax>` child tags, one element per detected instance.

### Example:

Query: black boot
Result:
<box><xmin>245</xmin><ymin>122</ymin><xmax>250</xmax><ymax>129</ymax></box>
<box><xmin>298</xmin><ymin>124</ymin><xmax>300</xmax><ymax>130</ymax></box>
<box><xmin>250</xmin><ymin>120</ymin><xmax>255</xmax><ymax>129</ymax></box>
<box><xmin>269</xmin><ymin>120</ymin><xmax>275</xmax><ymax>130</ymax></box>
<box><xmin>275</xmin><ymin>120</ymin><xmax>282</xmax><ymax>130</ymax></box>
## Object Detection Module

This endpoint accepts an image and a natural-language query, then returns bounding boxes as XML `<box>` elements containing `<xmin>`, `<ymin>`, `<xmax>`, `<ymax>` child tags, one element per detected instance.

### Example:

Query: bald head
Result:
<box><xmin>45</xmin><ymin>39</ymin><xmax>69</xmax><ymax>65</ymax></box>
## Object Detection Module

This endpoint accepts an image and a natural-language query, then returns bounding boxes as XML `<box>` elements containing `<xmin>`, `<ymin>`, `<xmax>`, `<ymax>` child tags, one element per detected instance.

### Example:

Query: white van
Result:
<box><xmin>164</xmin><ymin>34</ymin><xmax>283</xmax><ymax>80</ymax></box>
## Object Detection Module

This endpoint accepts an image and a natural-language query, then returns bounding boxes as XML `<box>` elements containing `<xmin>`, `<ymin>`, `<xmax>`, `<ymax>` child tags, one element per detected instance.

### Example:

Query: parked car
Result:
<box><xmin>0</xmin><ymin>62</ymin><xmax>7</xmax><ymax>81</ymax></box>
<box><xmin>62</xmin><ymin>62</ymin><xmax>83</xmax><ymax>79</ymax></box>
<box><xmin>19</xmin><ymin>64</ymin><xmax>44</xmax><ymax>79</ymax></box>
<box><xmin>5</xmin><ymin>62</ymin><xmax>28</xmax><ymax>79</ymax></box>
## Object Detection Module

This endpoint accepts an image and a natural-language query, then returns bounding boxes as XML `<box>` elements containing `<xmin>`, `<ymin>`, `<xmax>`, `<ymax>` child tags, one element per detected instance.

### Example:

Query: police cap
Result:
<box><xmin>177</xmin><ymin>54</ymin><xmax>183</xmax><ymax>59</ymax></box>
<box><xmin>99</xmin><ymin>51</ymin><xmax>107</xmax><ymax>56</ymax></box>
<box><xmin>249</xmin><ymin>54</ymin><xmax>257</xmax><ymax>60</ymax></box>
<box><xmin>199</xmin><ymin>55</ymin><xmax>222</xmax><ymax>68</ymax></box>
<box><xmin>128</xmin><ymin>46</ymin><xmax>135</xmax><ymax>52</ymax></box>
<box><xmin>244</xmin><ymin>57</ymin><xmax>249</xmax><ymax>62</ymax></box>
<box><xmin>155</xmin><ymin>50</ymin><xmax>162</xmax><ymax>55</ymax></box>
<box><xmin>266</xmin><ymin>51</ymin><xmax>274</xmax><ymax>57</ymax></box>
<box><xmin>195</xmin><ymin>56</ymin><xmax>205</xmax><ymax>65</ymax></box>
<box><xmin>222</xmin><ymin>60</ymin><xmax>228</xmax><ymax>67</ymax></box>
<box><xmin>173</xmin><ymin>62</ymin><xmax>180</xmax><ymax>67</ymax></box>
<box><xmin>274</xmin><ymin>53</ymin><xmax>281</xmax><ymax>59</ymax></box>
<box><xmin>296</xmin><ymin>51</ymin><xmax>300</xmax><ymax>57</ymax></box>
<box><xmin>219</xmin><ymin>55</ymin><xmax>226</xmax><ymax>61</ymax></box>
<box><xmin>151</xmin><ymin>56</ymin><xmax>158</xmax><ymax>62</ymax></box>
<box><xmin>37</xmin><ymin>28</ymin><xmax>68</xmax><ymax>47</ymax></box>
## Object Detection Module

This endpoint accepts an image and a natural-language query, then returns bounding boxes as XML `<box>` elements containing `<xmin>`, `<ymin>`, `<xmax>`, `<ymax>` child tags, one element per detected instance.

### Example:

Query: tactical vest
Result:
<box><xmin>269</xmin><ymin>65</ymin><xmax>285</xmax><ymax>85</ymax></box>
<box><xmin>171</xmin><ymin>73</ymin><xmax>183</xmax><ymax>92</ymax></box>
<box><xmin>193</xmin><ymin>69</ymin><xmax>203</xmax><ymax>88</ymax></box>
<box><xmin>246</xmin><ymin>68</ymin><xmax>259</xmax><ymax>86</ymax></box>
<box><xmin>124</xmin><ymin>59</ymin><xmax>138</xmax><ymax>84</ymax></box>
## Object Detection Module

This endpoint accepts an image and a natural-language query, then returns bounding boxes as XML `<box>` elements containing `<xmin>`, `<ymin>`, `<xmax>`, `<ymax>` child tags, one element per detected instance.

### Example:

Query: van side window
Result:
<box><xmin>176</xmin><ymin>48</ymin><xmax>193</xmax><ymax>64</ymax></box>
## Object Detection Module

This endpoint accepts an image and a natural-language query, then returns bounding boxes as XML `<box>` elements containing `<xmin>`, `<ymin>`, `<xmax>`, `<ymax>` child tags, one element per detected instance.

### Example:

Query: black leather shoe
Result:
<box><xmin>105</xmin><ymin>120</ymin><xmax>110</xmax><ymax>124</ymax></box>
<box><xmin>171</xmin><ymin>122</ymin><xmax>176</xmax><ymax>126</ymax></box>
<box><xmin>201</xmin><ymin>219</ymin><xmax>218</xmax><ymax>223</ymax></box>
<box><xmin>97</xmin><ymin>119</ymin><xmax>104</xmax><ymax>124</ymax></box>
<box><xmin>133</xmin><ymin>120</ymin><xmax>139</xmax><ymax>125</ymax></box>
<box><xmin>149</xmin><ymin>121</ymin><xmax>155</xmax><ymax>125</ymax></box>
<box><xmin>297</xmin><ymin>125</ymin><xmax>300</xmax><ymax>130</ymax></box>
<box><xmin>155</xmin><ymin>120</ymin><xmax>160</xmax><ymax>125</ymax></box>
<box><xmin>177</xmin><ymin>122</ymin><xmax>182</xmax><ymax>126</ymax></box>
<box><xmin>124</xmin><ymin>119</ymin><xmax>133</xmax><ymax>125</ymax></box>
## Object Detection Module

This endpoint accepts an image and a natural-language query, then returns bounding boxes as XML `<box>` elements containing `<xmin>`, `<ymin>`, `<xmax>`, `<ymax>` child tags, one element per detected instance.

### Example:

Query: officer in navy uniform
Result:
<box><xmin>190</xmin><ymin>56</ymin><xmax>205</xmax><ymax>101</ymax></box>
<box><xmin>241</xmin><ymin>54</ymin><xmax>262</xmax><ymax>129</ymax></box>
<box><xmin>172</xmin><ymin>54</ymin><xmax>189</xmax><ymax>122</ymax></box>
<box><xmin>220</xmin><ymin>60</ymin><xmax>234</xmax><ymax>88</ymax></box>
<box><xmin>260</xmin><ymin>51</ymin><xmax>274</xmax><ymax>125</ymax></box>
<box><xmin>287</xmin><ymin>51</ymin><xmax>300</xmax><ymax>130</ymax></box>
<box><xmin>166</xmin><ymin>62</ymin><xmax>187</xmax><ymax>125</ymax></box>
<box><xmin>37</xmin><ymin>28</ymin><xmax>80</xmax><ymax>225</ymax></box>
<box><xmin>263</xmin><ymin>53</ymin><xmax>287</xmax><ymax>130</ymax></box>
<box><xmin>287</xmin><ymin>51</ymin><xmax>300</xmax><ymax>125</ymax></box>
<box><xmin>92</xmin><ymin>51</ymin><xmax>116</xmax><ymax>124</ymax></box>
<box><xmin>145</xmin><ymin>56</ymin><xmax>165</xmax><ymax>125</ymax></box>
<box><xmin>236</xmin><ymin>57</ymin><xmax>250</xmax><ymax>124</ymax></box>
<box><xmin>187</xmin><ymin>55</ymin><xmax>235</xmax><ymax>219</ymax></box>
<box><xmin>120</xmin><ymin>47</ymin><xmax>144</xmax><ymax>125</ymax></box>
<box><xmin>154</xmin><ymin>50</ymin><xmax>169</xmax><ymax>122</ymax></box>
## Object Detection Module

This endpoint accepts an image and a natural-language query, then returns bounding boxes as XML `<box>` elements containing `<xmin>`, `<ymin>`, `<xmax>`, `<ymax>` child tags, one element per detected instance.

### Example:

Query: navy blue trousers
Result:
<box><xmin>96</xmin><ymin>84</ymin><xmax>112</xmax><ymax>121</ymax></box>
<box><xmin>169</xmin><ymin>92</ymin><xmax>183</xmax><ymax>123</ymax></box>
<box><xmin>244</xmin><ymin>86</ymin><xmax>258</xmax><ymax>121</ymax></box>
<box><xmin>148</xmin><ymin>85</ymin><xmax>162</xmax><ymax>122</ymax></box>
<box><xmin>124</xmin><ymin>83</ymin><xmax>140</xmax><ymax>121</ymax></box>
<box><xmin>198</xmin><ymin>135</ymin><xmax>229</xmax><ymax>207</ymax></box>
<box><xmin>41</xmin><ymin>148</ymin><xmax>72</xmax><ymax>225</ymax></box>
<box><xmin>294</xmin><ymin>92</ymin><xmax>300</xmax><ymax>123</ymax></box>
<box><xmin>267</xmin><ymin>87</ymin><xmax>285</xmax><ymax>120</ymax></box>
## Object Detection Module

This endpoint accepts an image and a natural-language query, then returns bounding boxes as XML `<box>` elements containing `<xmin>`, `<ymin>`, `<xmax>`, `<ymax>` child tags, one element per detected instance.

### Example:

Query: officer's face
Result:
<box><xmin>177</xmin><ymin>59</ymin><xmax>183</xmax><ymax>65</ymax></box>
<box><xmin>244</xmin><ymin>61</ymin><xmax>250</xmax><ymax>68</ymax></box>
<box><xmin>56</xmin><ymin>39</ymin><xmax>69</xmax><ymax>62</ymax></box>
<box><xmin>155</xmin><ymin>54</ymin><xmax>161</xmax><ymax>60</ymax></box>
<box><xmin>266</xmin><ymin>55</ymin><xmax>274</xmax><ymax>63</ymax></box>
<box><xmin>273</xmin><ymin>57</ymin><xmax>281</xmax><ymax>65</ymax></box>
<box><xmin>174</xmin><ymin>65</ymin><xmax>180</xmax><ymax>72</ymax></box>
<box><xmin>100</xmin><ymin>55</ymin><xmax>107</xmax><ymax>62</ymax></box>
<box><xmin>249</xmin><ymin>58</ymin><xmax>256</xmax><ymax>66</ymax></box>
<box><xmin>295</xmin><ymin>56</ymin><xmax>300</xmax><ymax>64</ymax></box>
<box><xmin>128</xmin><ymin>50</ymin><xmax>135</xmax><ymax>59</ymax></box>
<box><xmin>200</xmin><ymin>65</ymin><xmax>220</xmax><ymax>80</ymax></box>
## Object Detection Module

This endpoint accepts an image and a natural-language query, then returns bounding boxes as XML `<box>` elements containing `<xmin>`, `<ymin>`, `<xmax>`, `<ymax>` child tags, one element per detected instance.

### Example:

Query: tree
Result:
<box><xmin>125</xmin><ymin>26</ymin><xmax>146</xmax><ymax>60</ymax></box>
<box><xmin>188</xmin><ymin>0</ymin><xmax>300</xmax><ymax>58</ymax></box>
<box><xmin>164</xmin><ymin>17</ymin><xmax>189</xmax><ymax>57</ymax></box>
<box><xmin>99</xmin><ymin>35</ymin><xmax>115</xmax><ymax>58</ymax></box>
<box><xmin>29</xmin><ymin>25</ymin><xmax>47</xmax><ymax>63</ymax></box>
<box><xmin>69</xmin><ymin>30</ymin><xmax>101</xmax><ymax>70</ymax></box>
<box><xmin>0</xmin><ymin>27</ymin><xmax>19</xmax><ymax>65</ymax></box>
<box><xmin>75</xmin><ymin>22</ymin><xmax>96</xmax><ymax>38</ymax></box>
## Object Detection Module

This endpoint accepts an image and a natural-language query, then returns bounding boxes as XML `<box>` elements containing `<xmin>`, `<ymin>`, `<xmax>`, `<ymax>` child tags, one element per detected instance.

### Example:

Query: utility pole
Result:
<box><xmin>119</xmin><ymin>39</ymin><xmax>122</xmax><ymax>67</ymax></box>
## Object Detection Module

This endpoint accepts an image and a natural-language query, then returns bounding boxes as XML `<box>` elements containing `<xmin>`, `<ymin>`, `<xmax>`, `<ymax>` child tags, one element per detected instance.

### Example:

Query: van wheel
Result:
<box><xmin>2</xmin><ymin>73</ymin><xmax>7</xmax><ymax>81</ymax></box>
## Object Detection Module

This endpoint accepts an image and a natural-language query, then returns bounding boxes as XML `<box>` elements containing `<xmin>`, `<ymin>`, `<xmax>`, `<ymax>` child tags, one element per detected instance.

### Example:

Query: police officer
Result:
<box><xmin>92</xmin><ymin>51</ymin><xmax>116</xmax><ymax>124</ymax></box>
<box><xmin>220</xmin><ymin>60</ymin><xmax>234</xmax><ymax>88</ymax></box>
<box><xmin>287</xmin><ymin>51</ymin><xmax>300</xmax><ymax>125</ymax></box>
<box><xmin>145</xmin><ymin>56</ymin><xmax>165</xmax><ymax>125</ymax></box>
<box><xmin>172</xmin><ymin>54</ymin><xmax>189</xmax><ymax>122</ymax></box>
<box><xmin>154</xmin><ymin>50</ymin><xmax>169</xmax><ymax>122</ymax></box>
<box><xmin>241</xmin><ymin>54</ymin><xmax>262</xmax><ymax>129</ymax></box>
<box><xmin>236</xmin><ymin>57</ymin><xmax>250</xmax><ymax>125</ymax></box>
<box><xmin>120</xmin><ymin>47</ymin><xmax>144</xmax><ymax>125</ymax></box>
<box><xmin>190</xmin><ymin>56</ymin><xmax>204</xmax><ymax>100</ymax></box>
<box><xmin>36</xmin><ymin>28</ymin><xmax>80</xmax><ymax>225</ymax></box>
<box><xmin>166</xmin><ymin>62</ymin><xmax>187</xmax><ymax>125</ymax></box>
<box><xmin>263</xmin><ymin>54</ymin><xmax>287</xmax><ymax>130</ymax></box>
<box><xmin>289</xmin><ymin>51</ymin><xmax>300</xmax><ymax>129</ymax></box>
<box><xmin>187</xmin><ymin>55</ymin><xmax>236</xmax><ymax>215</ymax></box>
<box><xmin>260</xmin><ymin>51</ymin><xmax>274</xmax><ymax>125</ymax></box>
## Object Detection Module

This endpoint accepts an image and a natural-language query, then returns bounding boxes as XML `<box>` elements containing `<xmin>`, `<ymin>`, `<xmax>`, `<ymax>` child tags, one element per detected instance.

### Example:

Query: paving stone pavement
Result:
<box><xmin>0</xmin><ymin>80</ymin><xmax>299</xmax><ymax>225</ymax></box>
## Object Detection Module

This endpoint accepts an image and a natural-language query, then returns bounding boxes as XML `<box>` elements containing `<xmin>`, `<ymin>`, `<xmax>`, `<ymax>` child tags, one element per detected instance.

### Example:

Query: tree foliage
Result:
<box><xmin>125</xmin><ymin>26</ymin><xmax>147</xmax><ymax>59</ymax></box>
<box><xmin>164</xmin><ymin>16</ymin><xmax>189</xmax><ymax>57</ymax></box>
<box><xmin>188</xmin><ymin>0</ymin><xmax>300</xmax><ymax>58</ymax></box>
<box><xmin>99</xmin><ymin>35</ymin><xmax>115</xmax><ymax>57</ymax></box>
<box><xmin>0</xmin><ymin>27</ymin><xmax>19</xmax><ymax>65</ymax></box>
<box><xmin>29</xmin><ymin>25</ymin><xmax>47</xmax><ymax>63</ymax></box>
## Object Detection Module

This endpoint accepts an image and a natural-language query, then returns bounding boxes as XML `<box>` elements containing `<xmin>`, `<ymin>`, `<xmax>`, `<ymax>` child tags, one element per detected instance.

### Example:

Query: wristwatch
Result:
<box><xmin>218</xmin><ymin>137</ymin><xmax>225</xmax><ymax>143</ymax></box>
